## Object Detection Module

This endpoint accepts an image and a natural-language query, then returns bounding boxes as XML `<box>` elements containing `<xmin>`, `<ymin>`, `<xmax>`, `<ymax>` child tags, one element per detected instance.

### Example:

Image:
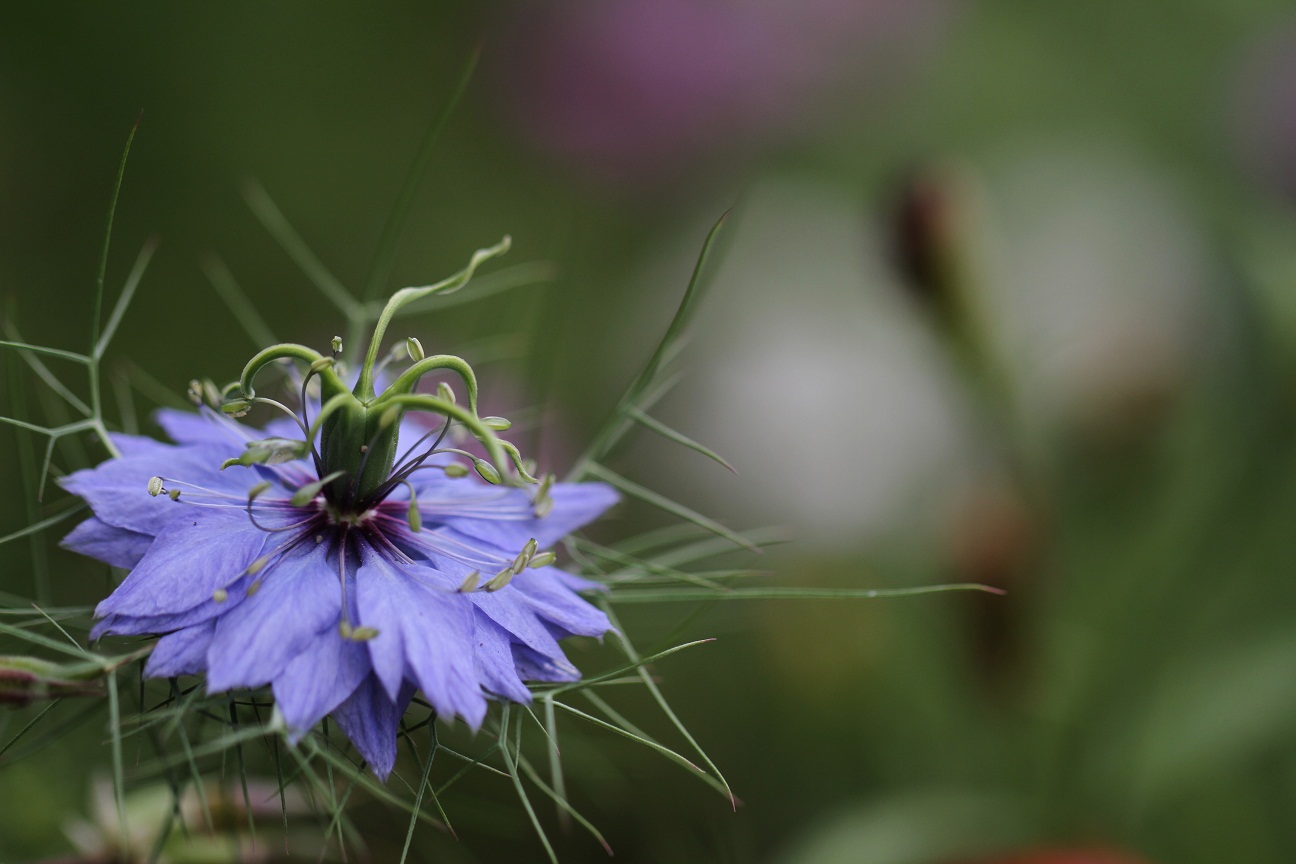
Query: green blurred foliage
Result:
<box><xmin>4</xmin><ymin>1</ymin><xmax>1296</xmax><ymax>862</ymax></box>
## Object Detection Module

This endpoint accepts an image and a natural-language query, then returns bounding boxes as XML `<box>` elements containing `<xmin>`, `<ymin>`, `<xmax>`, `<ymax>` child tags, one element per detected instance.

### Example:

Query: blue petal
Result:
<box><xmin>470</xmin><ymin>610</ymin><xmax>532</xmax><ymax>703</ymax></box>
<box><xmin>60</xmin><ymin>444</ymin><xmax>248</xmax><ymax>536</ymax></box>
<box><xmin>272</xmin><ymin>630</ymin><xmax>371</xmax><ymax>742</ymax></box>
<box><xmin>507</xmin><ymin>566</ymin><xmax>612</xmax><ymax>639</ymax></box>
<box><xmin>155</xmin><ymin>408</ymin><xmax>245</xmax><ymax>447</ymax></box>
<box><xmin>512</xmin><ymin>643</ymin><xmax>580</xmax><ymax>684</ymax></box>
<box><xmin>206</xmin><ymin>540</ymin><xmax>342</xmax><ymax>692</ymax></box>
<box><xmin>440</xmin><ymin>482</ymin><xmax>618</xmax><ymax>552</ymax></box>
<box><xmin>144</xmin><ymin>621</ymin><xmax>217</xmax><ymax>677</ymax></box>
<box><xmin>62</xmin><ymin>517</ymin><xmax>154</xmax><ymax>569</ymax></box>
<box><xmin>468</xmin><ymin>585</ymin><xmax>565</xmax><ymax>659</ymax></box>
<box><xmin>356</xmin><ymin>546</ymin><xmax>486</xmax><ymax>726</ymax></box>
<box><xmin>331</xmin><ymin>677</ymin><xmax>413</xmax><ymax>780</ymax></box>
<box><xmin>93</xmin><ymin>572</ymin><xmax>257</xmax><ymax>639</ymax></box>
<box><xmin>94</xmin><ymin>508</ymin><xmax>269</xmax><ymax>619</ymax></box>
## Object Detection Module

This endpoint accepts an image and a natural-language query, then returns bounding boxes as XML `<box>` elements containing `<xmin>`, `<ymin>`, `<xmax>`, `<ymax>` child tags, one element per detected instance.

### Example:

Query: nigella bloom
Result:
<box><xmin>60</xmin><ymin>241</ymin><xmax>617</xmax><ymax>777</ymax></box>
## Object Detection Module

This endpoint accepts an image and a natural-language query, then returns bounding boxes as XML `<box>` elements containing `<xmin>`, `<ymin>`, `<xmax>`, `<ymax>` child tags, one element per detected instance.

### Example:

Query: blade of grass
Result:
<box><xmin>606</xmin><ymin>583</ymin><xmax>1005</xmax><ymax>603</ymax></box>
<box><xmin>201</xmin><ymin>254</ymin><xmax>278</xmax><ymax>349</ymax></box>
<box><xmin>241</xmin><ymin>179</ymin><xmax>363</xmax><ymax>319</ymax></box>
<box><xmin>584</xmin><ymin>461</ymin><xmax>758</xmax><ymax>553</ymax></box>
<box><xmin>361</xmin><ymin>45</ymin><xmax>481</xmax><ymax>305</ymax></box>
<box><xmin>92</xmin><ymin>118</ymin><xmax>139</xmax><ymax>349</ymax></box>
<box><xmin>94</xmin><ymin>237</ymin><xmax>159</xmax><ymax>360</ymax></box>
<box><xmin>625</xmin><ymin>405</ymin><xmax>736</xmax><ymax>473</ymax></box>
<box><xmin>603</xmin><ymin>603</ymin><xmax>733</xmax><ymax>805</ymax></box>
<box><xmin>569</xmin><ymin>210</ymin><xmax>730</xmax><ymax>479</ymax></box>
<box><xmin>499</xmin><ymin>706</ymin><xmax>559</xmax><ymax>864</ymax></box>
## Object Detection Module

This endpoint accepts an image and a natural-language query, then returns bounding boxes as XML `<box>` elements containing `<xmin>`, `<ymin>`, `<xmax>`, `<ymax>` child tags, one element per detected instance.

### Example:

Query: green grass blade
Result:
<box><xmin>241</xmin><ymin>179</ymin><xmax>363</xmax><ymax>318</ymax></box>
<box><xmin>108</xmin><ymin>669</ymin><xmax>130</xmax><ymax>860</ymax></box>
<box><xmin>362</xmin><ymin>45</ymin><xmax>480</xmax><ymax>304</ymax></box>
<box><xmin>569</xmin><ymin>210</ymin><xmax>730</xmax><ymax>478</ymax></box>
<box><xmin>1</xmin><ymin>321</ymin><xmax>91</xmax><ymax>415</ymax></box>
<box><xmin>200</xmin><ymin>254</ymin><xmax>278</xmax><ymax>348</ymax></box>
<box><xmin>602</xmin><ymin>603</ymin><xmax>733</xmax><ymax>805</ymax></box>
<box><xmin>399</xmin><ymin>728</ymin><xmax>440</xmax><ymax>864</ymax></box>
<box><xmin>606</xmin><ymin>583</ymin><xmax>1005</xmax><ymax>603</ymax></box>
<box><xmin>92</xmin><ymin>118</ymin><xmax>139</xmax><ymax>351</ymax></box>
<box><xmin>499</xmin><ymin>706</ymin><xmax>559</xmax><ymax>864</ymax></box>
<box><xmin>546</xmin><ymin>639</ymin><xmax>714</xmax><ymax>696</ymax></box>
<box><xmin>94</xmin><ymin>236</ymin><xmax>160</xmax><ymax>360</ymax></box>
<box><xmin>584</xmin><ymin>461</ymin><xmax>758</xmax><ymax>553</ymax></box>
<box><xmin>0</xmin><ymin>340</ymin><xmax>90</xmax><ymax>365</ymax></box>
<box><xmin>625</xmin><ymin>405</ymin><xmax>736</xmax><ymax>473</ymax></box>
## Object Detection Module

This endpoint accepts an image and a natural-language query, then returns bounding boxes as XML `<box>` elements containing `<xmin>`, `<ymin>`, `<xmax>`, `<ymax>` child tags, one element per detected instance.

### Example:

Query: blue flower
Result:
<box><xmin>60</xmin><ymin>398</ymin><xmax>617</xmax><ymax>778</ymax></box>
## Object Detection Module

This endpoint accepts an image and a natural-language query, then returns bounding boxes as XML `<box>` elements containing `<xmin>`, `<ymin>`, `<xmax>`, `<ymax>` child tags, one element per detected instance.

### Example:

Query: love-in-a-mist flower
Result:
<box><xmin>60</xmin><ymin>239</ymin><xmax>618</xmax><ymax>777</ymax></box>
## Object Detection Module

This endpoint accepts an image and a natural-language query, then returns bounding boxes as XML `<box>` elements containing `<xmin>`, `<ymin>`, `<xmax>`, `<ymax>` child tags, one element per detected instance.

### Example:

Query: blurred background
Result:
<box><xmin>4</xmin><ymin>1</ymin><xmax>1296</xmax><ymax>862</ymax></box>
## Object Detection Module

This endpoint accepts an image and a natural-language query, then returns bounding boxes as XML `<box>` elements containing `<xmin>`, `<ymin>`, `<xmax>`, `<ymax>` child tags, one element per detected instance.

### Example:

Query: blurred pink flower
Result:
<box><xmin>958</xmin><ymin>848</ymin><xmax>1153</xmax><ymax>864</ymax></box>
<box><xmin>498</xmin><ymin>0</ymin><xmax>951</xmax><ymax>185</ymax></box>
<box><xmin>1235</xmin><ymin>24</ymin><xmax>1296</xmax><ymax>200</ymax></box>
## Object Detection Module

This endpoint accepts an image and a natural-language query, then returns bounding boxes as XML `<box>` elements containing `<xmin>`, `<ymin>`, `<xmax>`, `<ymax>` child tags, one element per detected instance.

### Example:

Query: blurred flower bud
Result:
<box><xmin>0</xmin><ymin>656</ymin><xmax>104</xmax><ymax>707</ymax></box>
<box><xmin>888</xmin><ymin>161</ymin><xmax>985</xmax><ymax>343</ymax></box>
<box><xmin>953</xmin><ymin>847</ymin><xmax>1154</xmax><ymax>864</ymax></box>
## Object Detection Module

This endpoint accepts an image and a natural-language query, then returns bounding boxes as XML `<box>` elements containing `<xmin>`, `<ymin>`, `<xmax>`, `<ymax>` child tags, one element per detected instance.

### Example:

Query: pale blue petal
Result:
<box><xmin>94</xmin><ymin>508</ymin><xmax>268</xmax><ymax>620</ymax></box>
<box><xmin>440</xmin><ymin>482</ymin><xmax>618</xmax><ymax>552</ymax></box>
<box><xmin>144</xmin><ymin>621</ymin><xmax>217</xmax><ymax>677</ymax></box>
<box><xmin>471</xmin><ymin>610</ymin><xmax>532</xmax><ymax>703</ymax></box>
<box><xmin>273</xmin><ymin>631</ymin><xmax>371</xmax><ymax>742</ymax></box>
<box><xmin>468</xmin><ymin>587</ymin><xmax>565</xmax><ymax>659</ymax></box>
<box><xmin>356</xmin><ymin>547</ymin><xmax>486</xmax><ymax>726</ymax></box>
<box><xmin>60</xmin><ymin>444</ymin><xmax>248</xmax><ymax>536</ymax></box>
<box><xmin>332</xmin><ymin>678</ymin><xmax>413</xmax><ymax>780</ymax></box>
<box><xmin>94</xmin><ymin>572</ymin><xmax>257</xmax><ymax>639</ymax></box>
<box><xmin>507</xmin><ymin>566</ymin><xmax>612</xmax><ymax>639</ymax></box>
<box><xmin>512</xmin><ymin>643</ymin><xmax>581</xmax><ymax>683</ymax></box>
<box><xmin>206</xmin><ymin>540</ymin><xmax>342</xmax><ymax>692</ymax></box>
<box><xmin>62</xmin><ymin>517</ymin><xmax>154</xmax><ymax>570</ymax></box>
<box><xmin>155</xmin><ymin>407</ymin><xmax>245</xmax><ymax>447</ymax></box>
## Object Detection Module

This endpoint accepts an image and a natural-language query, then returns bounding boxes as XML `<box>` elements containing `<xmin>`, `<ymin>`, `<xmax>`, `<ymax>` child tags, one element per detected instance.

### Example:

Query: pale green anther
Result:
<box><xmin>485</xmin><ymin>567</ymin><xmax>514</xmax><ymax>592</ymax></box>
<box><xmin>458</xmin><ymin>571</ymin><xmax>481</xmax><ymax>593</ymax></box>
<box><xmin>147</xmin><ymin>476</ymin><xmax>164</xmax><ymax>497</ymax></box>
<box><xmin>331</xmin><ymin>336</ymin><xmax>343</xmax><ymax>356</ymax></box>
<box><xmin>444</xmin><ymin>463</ymin><xmax>470</xmax><ymax>478</ymax></box>
<box><xmin>212</xmin><ymin>588</ymin><xmax>228</xmax><ymax>603</ymax></box>
<box><xmin>167</xmin><ymin>488</ymin><xmax>181</xmax><ymax>501</ymax></box>
<box><xmin>534</xmin><ymin>496</ymin><xmax>555</xmax><ymax>519</ymax></box>
<box><xmin>512</xmin><ymin>538</ymin><xmax>538</xmax><ymax>575</ymax></box>
<box><xmin>474</xmin><ymin>460</ymin><xmax>501</xmax><ymax>484</ymax></box>
<box><xmin>348</xmin><ymin>627</ymin><xmax>379</xmax><ymax>641</ymax></box>
<box><xmin>246</xmin><ymin>556</ymin><xmax>271</xmax><ymax>576</ymax></box>
<box><xmin>187</xmin><ymin>380</ymin><xmax>203</xmax><ymax>406</ymax></box>
<box><xmin>483</xmin><ymin>416</ymin><xmax>511</xmax><ymax>431</ymax></box>
<box><xmin>246</xmin><ymin>580</ymin><xmax>262</xmax><ymax>596</ymax></box>
<box><xmin>225</xmin><ymin>438</ymin><xmax>309</xmax><ymax>471</ymax></box>
<box><xmin>309</xmin><ymin>357</ymin><xmax>335</xmax><ymax>374</ymax></box>
<box><xmin>528</xmin><ymin>551</ymin><xmax>557</xmax><ymax>569</ymax></box>
<box><xmin>437</xmin><ymin>381</ymin><xmax>455</xmax><ymax>404</ymax></box>
<box><xmin>339</xmin><ymin>621</ymin><xmax>353</xmax><ymax>638</ymax></box>
<box><xmin>406</xmin><ymin>337</ymin><xmax>424</xmax><ymax>362</ymax></box>
<box><xmin>248</xmin><ymin>480</ymin><xmax>273</xmax><ymax>501</ymax></box>
<box><xmin>407</xmin><ymin>497</ymin><xmax>423</xmax><ymax>533</ymax></box>
<box><xmin>290</xmin><ymin>471</ymin><xmax>344</xmax><ymax>507</ymax></box>
<box><xmin>222</xmin><ymin>399</ymin><xmax>252</xmax><ymax>418</ymax></box>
